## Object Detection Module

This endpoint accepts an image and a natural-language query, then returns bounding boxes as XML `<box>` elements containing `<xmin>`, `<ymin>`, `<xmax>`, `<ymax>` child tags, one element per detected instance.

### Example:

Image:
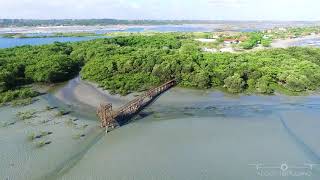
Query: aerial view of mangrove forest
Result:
<box><xmin>1</xmin><ymin>19</ymin><xmax>320</xmax><ymax>180</ymax></box>
<box><xmin>2</xmin><ymin>31</ymin><xmax>320</xmax><ymax>105</ymax></box>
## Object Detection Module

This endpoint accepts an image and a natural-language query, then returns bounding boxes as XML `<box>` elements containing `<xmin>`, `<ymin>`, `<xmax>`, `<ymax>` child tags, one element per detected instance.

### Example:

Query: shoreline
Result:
<box><xmin>0</xmin><ymin>23</ymin><xmax>301</xmax><ymax>34</ymax></box>
<box><xmin>0</xmin><ymin>24</ymin><xmax>215</xmax><ymax>34</ymax></box>
<box><xmin>52</xmin><ymin>76</ymin><xmax>138</xmax><ymax>109</ymax></box>
<box><xmin>51</xmin><ymin>77</ymin><xmax>320</xmax><ymax>108</ymax></box>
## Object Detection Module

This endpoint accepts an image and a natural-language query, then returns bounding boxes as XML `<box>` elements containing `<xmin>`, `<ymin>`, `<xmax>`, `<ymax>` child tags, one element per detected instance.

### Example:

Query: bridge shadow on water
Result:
<box><xmin>277</xmin><ymin>113</ymin><xmax>320</xmax><ymax>163</ymax></box>
<box><xmin>114</xmin><ymin>93</ymin><xmax>161</xmax><ymax>127</ymax></box>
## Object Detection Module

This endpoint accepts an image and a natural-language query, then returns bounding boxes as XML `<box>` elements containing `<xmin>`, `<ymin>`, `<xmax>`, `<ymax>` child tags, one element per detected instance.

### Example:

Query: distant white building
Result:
<box><xmin>220</xmin><ymin>47</ymin><xmax>234</xmax><ymax>53</ymax></box>
<box><xmin>278</xmin><ymin>27</ymin><xmax>287</xmax><ymax>32</ymax></box>
<box><xmin>195</xmin><ymin>38</ymin><xmax>216</xmax><ymax>43</ymax></box>
<box><xmin>202</xmin><ymin>47</ymin><xmax>218</xmax><ymax>53</ymax></box>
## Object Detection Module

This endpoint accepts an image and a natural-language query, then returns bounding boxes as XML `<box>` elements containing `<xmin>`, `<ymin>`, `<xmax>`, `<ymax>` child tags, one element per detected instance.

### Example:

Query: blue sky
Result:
<box><xmin>0</xmin><ymin>0</ymin><xmax>319</xmax><ymax>20</ymax></box>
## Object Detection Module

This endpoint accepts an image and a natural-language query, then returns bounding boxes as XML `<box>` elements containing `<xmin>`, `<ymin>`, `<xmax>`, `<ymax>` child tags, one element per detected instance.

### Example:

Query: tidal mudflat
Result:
<box><xmin>58</xmin><ymin>88</ymin><xmax>320</xmax><ymax>180</ymax></box>
<box><xmin>1</xmin><ymin>79</ymin><xmax>320</xmax><ymax>180</ymax></box>
<box><xmin>0</xmin><ymin>93</ymin><xmax>103</xmax><ymax>180</ymax></box>
<box><xmin>0</xmin><ymin>77</ymin><xmax>142</xmax><ymax>180</ymax></box>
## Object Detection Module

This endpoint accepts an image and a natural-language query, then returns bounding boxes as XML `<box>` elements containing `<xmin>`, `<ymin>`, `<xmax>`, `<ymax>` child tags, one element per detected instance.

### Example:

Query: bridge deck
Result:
<box><xmin>97</xmin><ymin>79</ymin><xmax>176</xmax><ymax>130</ymax></box>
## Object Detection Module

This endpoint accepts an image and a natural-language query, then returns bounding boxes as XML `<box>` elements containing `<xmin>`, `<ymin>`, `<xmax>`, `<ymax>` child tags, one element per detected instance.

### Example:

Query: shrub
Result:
<box><xmin>224</xmin><ymin>74</ymin><xmax>245</xmax><ymax>93</ymax></box>
<box><xmin>0</xmin><ymin>88</ymin><xmax>38</xmax><ymax>104</ymax></box>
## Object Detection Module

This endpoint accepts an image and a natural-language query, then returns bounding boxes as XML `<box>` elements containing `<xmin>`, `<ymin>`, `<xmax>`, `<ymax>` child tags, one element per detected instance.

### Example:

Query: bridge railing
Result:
<box><xmin>97</xmin><ymin>79</ymin><xmax>177</xmax><ymax>128</ymax></box>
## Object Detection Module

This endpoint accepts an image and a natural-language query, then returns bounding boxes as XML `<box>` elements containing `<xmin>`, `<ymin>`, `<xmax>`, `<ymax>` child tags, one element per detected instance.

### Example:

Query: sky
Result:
<box><xmin>0</xmin><ymin>0</ymin><xmax>320</xmax><ymax>21</ymax></box>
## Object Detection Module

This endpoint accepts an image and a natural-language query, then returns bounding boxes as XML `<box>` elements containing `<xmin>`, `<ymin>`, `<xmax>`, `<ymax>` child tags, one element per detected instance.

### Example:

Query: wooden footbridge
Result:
<box><xmin>97</xmin><ymin>79</ymin><xmax>177</xmax><ymax>131</ymax></box>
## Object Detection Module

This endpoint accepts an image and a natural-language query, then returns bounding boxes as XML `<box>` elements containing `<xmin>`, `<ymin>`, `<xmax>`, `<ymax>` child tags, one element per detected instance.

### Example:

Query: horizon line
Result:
<box><xmin>1</xmin><ymin>18</ymin><xmax>320</xmax><ymax>22</ymax></box>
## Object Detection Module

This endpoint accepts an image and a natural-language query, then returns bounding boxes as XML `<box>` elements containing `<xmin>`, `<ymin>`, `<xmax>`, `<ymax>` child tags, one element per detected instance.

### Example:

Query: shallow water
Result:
<box><xmin>147</xmin><ymin>25</ymin><xmax>211</xmax><ymax>32</ymax></box>
<box><xmin>291</xmin><ymin>38</ymin><xmax>320</xmax><ymax>47</ymax></box>
<box><xmin>0</xmin><ymin>36</ymin><xmax>101</xmax><ymax>48</ymax></box>
<box><xmin>1</xmin><ymin>79</ymin><xmax>320</xmax><ymax>179</ymax></box>
<box><xmin>0</xmin><ymin>25</ymin><xmax>210</xmax><ymax>49</ymax></box>
<box><xmin>57</xmin><ymin>88</ymin><xmax>320</xmax><ymax>180</ymax></box>
<box><xmin>0</xmin><ymin>24</ymin><xmax>265</xmax><ymax>49</ymax></box>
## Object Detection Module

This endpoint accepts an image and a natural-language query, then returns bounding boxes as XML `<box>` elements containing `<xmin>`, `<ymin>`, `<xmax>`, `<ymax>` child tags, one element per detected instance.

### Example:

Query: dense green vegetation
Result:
<box><xmin>240</xmin><ymin>32</ymin><xmax>263</xmax><ymax>49</ymax></box>
<box><xmin>0</xmin><ymin>42</ymin><xmax>81</xmax><ymax>103</ymax></box>
<box><xmin>268</xmin><ymin>26</ymin><xmax>320</xmax><ymax>39</ymax></box>
<box><xmin>75</xmin><ymin>34</ymin><xmax>320</xmax><ymax>95</ymax></box>
<box><xmin>237</xmin><ymin>32</ymin><xmax>271</xmax><ymax>49</ymax></box>
<box><xmin>192</xmin><ymin>26</ymin><xmax>320</xmax><ymax>50</ymax></box>
<box><xmin>0</xmin><ymin>88</ymin><xmax>38</xmax><ymax>104</ymax></box>
<box><xmin>207</xmin><ymin>48</ymin><xmax>320</xmax><ymax>94</ymax></box>
<box><xmin>1</xmin><ymin>33</ymin><xmax>320</xmax><ymax>99</ymax></box>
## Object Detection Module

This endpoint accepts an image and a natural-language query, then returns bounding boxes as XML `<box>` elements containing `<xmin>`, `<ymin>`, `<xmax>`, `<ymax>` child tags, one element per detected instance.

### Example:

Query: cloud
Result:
<box><xmin>208</xmin><ymin>0</ymin><xmax>248</xmax><ymax>7</ymax></box>
<box><xmin>129</xmin><ymin>2</ymin><xmax>141</xmax><ymax>9</ymax></box>
<box><xmin>0</xmin><ymin>0</ymin><xmax>319</xmax><ymax>20</ymax></box>
<box><xmin>0</xmin><ymin>0</ymin><xmax>143</xmax><ymax>19</ymax></box>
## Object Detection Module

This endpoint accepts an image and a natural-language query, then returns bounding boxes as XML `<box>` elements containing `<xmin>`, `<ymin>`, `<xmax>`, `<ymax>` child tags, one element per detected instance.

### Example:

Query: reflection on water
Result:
<box><xmin>58</xmin><ymin>88</ymin><xmax>320</xmax><ymax>180</ymax></box>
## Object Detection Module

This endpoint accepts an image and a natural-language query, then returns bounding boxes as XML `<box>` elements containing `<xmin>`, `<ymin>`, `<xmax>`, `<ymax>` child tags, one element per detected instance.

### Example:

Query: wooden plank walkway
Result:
<box><xmin>97</xmin><ymin>79</ymin><xmax>177</xmax><ymax>131</ymax></box>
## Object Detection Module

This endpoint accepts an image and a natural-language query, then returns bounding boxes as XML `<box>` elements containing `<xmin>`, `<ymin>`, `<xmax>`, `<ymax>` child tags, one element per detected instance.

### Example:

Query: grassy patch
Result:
<box><xmin>56</xmin><ymin>109</ymin><xmax>71</xmax><ymax>117</ymax></box>
<box><xmin>16</xmin><ymin>110</ymin><xmax>37</xmax><ymax>120</ymax></box>
<box><xmin>28</xmin><ymin>131</ymin><xmax>53</xmax><ymax>141</ymax></box>
<box><xmin>1</xmin><ymin>121</ymin><xmax>16</xmax><ymax>127</ymax></box>
<box><xmin>72</xmin><ymin>133</ymin><xmax>85</xmax><ymax>140</ymax></box>
<box><xmin>0</xmin><ymin>88</ymin><xmax>39</xmax><ymax>105</ymax></box>
<box><xmin>36</xmin><ymin>141</ymin><xmax>51</xmax><ymax>148</ymax></box>
<box><xmin>65</xmin><ymin>118</ymin><xmax>77</xmax><ymax>127</ymax></box>
<box><xmin>11</xmin><ymin>98</ymin><xmax>36</xmax><ymax>107</ymax></box>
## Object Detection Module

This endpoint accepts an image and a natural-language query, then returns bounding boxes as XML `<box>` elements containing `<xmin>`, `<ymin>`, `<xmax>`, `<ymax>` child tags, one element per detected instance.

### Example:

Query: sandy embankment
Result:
<box><xmin>53</xmin><ymin>76</ymin><xmax>137</xmax><ymax>109</ymax></box>
<box><xmin>271</xmin><ymin>34</ymin><xmax>320</xmax><ymax>48</ymax></box>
